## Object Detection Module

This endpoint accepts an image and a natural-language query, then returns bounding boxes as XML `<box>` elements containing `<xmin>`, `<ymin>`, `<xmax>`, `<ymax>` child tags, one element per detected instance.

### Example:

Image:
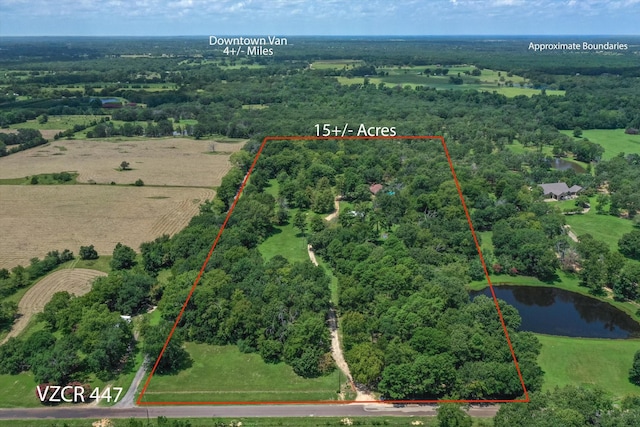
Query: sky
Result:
<box><xmin>1</xmin><ymin>0</ymin><xmax>639</xmax><ymax>37</ymax></box>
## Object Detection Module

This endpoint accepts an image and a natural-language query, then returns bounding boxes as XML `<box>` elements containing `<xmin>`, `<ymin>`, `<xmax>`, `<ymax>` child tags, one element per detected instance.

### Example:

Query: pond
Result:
<box><xmin>551</xmin><ymin>157</ymin><xmax>586</xmax><ymax>174</ymax></box>
<box><xmin>470</xmin><ymin>285</ymin><xmax>640</xmax><ymax>338</ymax></box>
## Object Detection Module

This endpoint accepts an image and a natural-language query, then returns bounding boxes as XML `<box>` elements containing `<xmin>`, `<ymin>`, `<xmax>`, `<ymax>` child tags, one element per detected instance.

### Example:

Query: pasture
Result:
<box><xmin>564</xmin><ymin>206</ymin><xmax>635</xmax><ymax>251</ymax></box>
<box><xmin>5</xmin><ymin>114</ymin><xmax>98</xmax><ymax>131</ymax></box>
<box><xmin>0</xmin><ymin>138</ymin><xmax>242</xmax><ymax>187</ymax></box>
<box><xmin>559</xmin><ymin>129</ymin><xmax>640</xmax><ymax>160</ymax></box>
<box><xmin>310</xmin><ymin>59</ymin><xmax>364</xmax><ymax>69</ymax></box>
<box><xmin>0</xmin><ymin>185</ymin><xmax>215</xmax><ymax>269</ymax></box>
<box><xmin>140</xmin><ymin>344</ymin><xmax>345</xmax><ymax>403</ymax></box>
<box><xmin>334</xmin><ymin>65</ymin><xmax>564</xmax><ymax>97</ymax></box>
<box><xmin>536</xmin><ymin>334</ymin><xmax>640</xmax><ymax>401</ymax></box>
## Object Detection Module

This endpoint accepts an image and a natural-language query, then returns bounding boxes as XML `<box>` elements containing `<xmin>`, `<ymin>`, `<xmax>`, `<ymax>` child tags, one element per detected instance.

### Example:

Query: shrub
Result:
<box><xmin>79</xmin><ymin>245</ymin><xmax>98</xmax><ymax>260</ymax></box>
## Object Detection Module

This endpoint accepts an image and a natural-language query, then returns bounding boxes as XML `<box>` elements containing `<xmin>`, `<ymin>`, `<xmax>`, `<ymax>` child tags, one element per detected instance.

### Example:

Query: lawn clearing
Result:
<box><xmin>0</xmin><ymin>138</ymin><xmax>243</xmax><ymax>187</ymax></box>
<box><xmin>564</xmin><ymin>209</ymin><xmax>635</xmax><ymax>251</ymax></box>
<box><xmin>536</xmin><ymin>334</ymin><xmax>640</xmax><ymax>401</ymax></box>
<box><xmin>0</xmin><ymin>372</ymin><xmax>40</xmax><ymax>408</ymax></box>
<box><xmin>477</xmin><ymin>231</ymin><xmax>494</xmax><ymax>252</ymax></box>
<box><xmin>0</xmin><ymin>185</ymin><xmax>215</xmax><ymax>269</ymax></box>
<box><xmin>140</xmin><ymin>344</ymin><xmax>346</xmax><ymax>403</ymax></box>
<box><xmin>560</xmin><ymin>129</ymin><xmax>640</xmax><ymax>160</ymax></box>
<box><xmin>259</xmin><ymin>180</ymin><xmax>310</xmax><ymax>265</ymax></box>
<box><xmin>259</xmin><ymin>217</ymin><xmax>309</xmax><ymax>265</ymax></box>
<box><xmin>1</xmin><ymin>268</ymin><xmax>106</xmax><ymax>345</ymax></box>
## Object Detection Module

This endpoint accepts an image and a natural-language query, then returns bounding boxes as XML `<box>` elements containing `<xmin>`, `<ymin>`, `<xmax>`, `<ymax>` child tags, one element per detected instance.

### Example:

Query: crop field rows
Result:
<box><xmin>0</xmin><ymin>139</ymin><xmax>243</xmax><ymax>187</ymax></box>
<box><xmin>0</xmin><ymin>185</ymin><xmax>215</xmax><ymax>269</ymax></box>
<box><xmin>1</xmin><ymin>268</ymin><xmax>107</xmax><ymax>344</ymax></box>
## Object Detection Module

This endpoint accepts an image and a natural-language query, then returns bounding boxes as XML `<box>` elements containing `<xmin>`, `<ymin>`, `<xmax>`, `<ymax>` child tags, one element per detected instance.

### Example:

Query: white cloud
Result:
<box><xmin>1</xmin><ymin>0</ymin><xmax>639</xmax><ymax>35</ymax></box>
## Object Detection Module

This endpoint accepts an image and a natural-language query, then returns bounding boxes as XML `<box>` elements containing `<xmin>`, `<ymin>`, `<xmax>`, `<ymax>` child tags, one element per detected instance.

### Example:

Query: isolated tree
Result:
<box><xmin>79</xmin><ymin>245</ymin><xmax>98</xmax><ymax>260</ymax></box>
<box><xmin>574</xmin><ymin>195</ymin><xmax>590</xmax><ymax>209</ymax></box>
<box><xmin>293</xmin><ymin>211</ymin><xmax>307</xmax><ymax>236</ymax></box>
<box><xmin>134</xmin><ymin>178</ymin><xmax>144</xmax><ymax>187</ymax></box>
<box><xmin>573</xmin><ymin>127</ymin><xmax>583</xmax><ymax>138</ymax></box>
<box><xmin>120</xmin><ymin>161</ymin><xmax>130</xmax><ymax>171</ymax></box>
<box><xmin>110</xmin><ymin>243</ymin><xmax>136</xmax><ymax>270</ymax></box>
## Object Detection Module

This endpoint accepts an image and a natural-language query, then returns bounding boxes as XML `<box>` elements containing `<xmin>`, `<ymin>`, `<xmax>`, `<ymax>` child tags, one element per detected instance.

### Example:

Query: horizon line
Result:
<box><xmin>2</xmin><ymin>34</ymin><xmax>640</xmax><ymax>38</ymax></box>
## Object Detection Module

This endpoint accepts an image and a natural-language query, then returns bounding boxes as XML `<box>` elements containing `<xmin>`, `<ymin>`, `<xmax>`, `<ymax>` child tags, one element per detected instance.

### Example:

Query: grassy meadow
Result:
<box><xmin>536</xmin><ymin>334</ymin><xmax>640</xmax><ymax>401</ymax></box>
<box><xmin>139</xmin><ymin>344</ymin><xmax>346</xmax><ymax>403</ymax></box>
<box><xmin>7</xmin><ymin>114</ymin><xmax>99</xmax><ymax>131</ymax></box>
<box><xmin>560</xmin><ymin>129</ymin><xmax>640</xmax><ymax>160</ymax></box>
<box><xmin>259</xmin><ymin>180</ymin><xmax>310</xmax><ymax>264</ymax></box>
<box><xmin>332</xmin><ymin>64</ymin><xmax>564</xmax><ymax>97</ymax></box>
<box><xmin>564</xmin><ymin>206</ymin><xmax>635</xmax><ymax>251</ymax></box>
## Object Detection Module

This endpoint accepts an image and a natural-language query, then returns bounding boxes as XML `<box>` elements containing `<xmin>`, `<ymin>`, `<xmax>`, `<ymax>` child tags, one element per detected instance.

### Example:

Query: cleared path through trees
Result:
<box><xmin>324</xmin><ymin>198</ymin><xmax>341</xmax><ymax>222</ymax></box>
<box><xmin>307</xmin><ymin>244</ymin><xmax>376</xmax><ymax>401</ymax></box>
<box><xmin>1</xmin><ymin>268</ymin><xmax>106</xmax><ymax>344</ymax></box>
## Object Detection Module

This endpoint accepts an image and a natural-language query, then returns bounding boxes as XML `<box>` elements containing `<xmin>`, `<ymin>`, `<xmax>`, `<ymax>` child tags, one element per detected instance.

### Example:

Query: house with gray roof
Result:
<box><xmin>539</xmin><ymin>182</ymin><xmax>583</xmax><ymax>200</ymax></box>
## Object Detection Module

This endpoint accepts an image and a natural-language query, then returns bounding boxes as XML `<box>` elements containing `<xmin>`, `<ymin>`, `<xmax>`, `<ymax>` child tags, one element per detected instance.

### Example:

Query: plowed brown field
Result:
<box><xmin>0</xmin><ymin>137</ymin><xmax>244</xmax><ymax>270</ymax></box>
<box><xmin>1</xmin><ymin>268</ymin><xmax>106</xmax><ymax>344</ymax></box>
<box><xmin>0</xmin><ymin>138</ymin><xmax>244</xmax><ymax>187</ymax></box>
<box><xmin>0</xmin><ymin>185</ymin><xmax>216</xmax><ymax>269</ymax></box>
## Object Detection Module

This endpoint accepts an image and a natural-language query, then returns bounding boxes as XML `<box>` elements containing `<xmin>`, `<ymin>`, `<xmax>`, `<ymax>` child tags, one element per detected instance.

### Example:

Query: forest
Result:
<box><xmin>1</xmin><ymin>36</ymin><xmax>640</xmax><ymax>411</ymax></box>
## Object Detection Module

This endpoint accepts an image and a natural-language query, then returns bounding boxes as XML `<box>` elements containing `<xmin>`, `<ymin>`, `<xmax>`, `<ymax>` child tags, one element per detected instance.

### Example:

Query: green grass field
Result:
<box><xmin>259</xmin><ymin>219</ymin><xmax>309</xmax><ymax>264</ymax></box>
<box><xmin>477</xmin><ymin>231</ymin><xmax>494</xmax><ymax>252</ymax></box>
<box><xmin>0</xmin><ymin>321</ymin><xmax>142</xmax><ymax>408</ymax></box>
<box><xmin>140</xmin><ymin>344</ymin><xmax>347</xmax><ymax>403</ymax></box>
<box><xmin>332</xmin><ymin>64</ymin><xmax>563</xmax><ymax>97</ymax></box>
<box><xmin>0</xmin><ymin>372</ymin><xmax>40</xmax><ymax>408</ymax></box>
<box><xmin>259</xmin><ymin>180</ymin><xmax>310</xmax><ymax>264</ymax></box>
<box><xmin>564</xmin><ymin>207</ymin><xmax>635</xmax><ymax>251</ymax></box>
<box><xmin>482</xmin><ymin>86</ymin><xmax>565</xmax><ymax>97</ymax></box>
<box><xmin>66</xmin><ymin>255</ymin><xmax>112</xmax><ymax>273</ymax></box>
<box><xmin>310</xmin><ymin>59</ymin><xmax>365</xmax><ymax>69</ymax></box>
<box><xmin>560</xmin><ymin>129</ymin><xmax>640</xmax><ymax>160</ymax></box>
<box><xmin>8</xmin><ymin>115</ymin><xmax>102</xmax><ymax>131</ymax></box>
<box><xmin>536</xmin><ymin>334</ymin><xmax>640</xmax><ymax>401</ymax></box>
<box><xmin>0</xmin><ymin>172</ymin><xmax>78</xmax><ymax>186</ymax></box>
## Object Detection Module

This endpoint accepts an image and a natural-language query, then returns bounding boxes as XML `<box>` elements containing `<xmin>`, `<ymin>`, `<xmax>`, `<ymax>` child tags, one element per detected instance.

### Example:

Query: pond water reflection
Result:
<box><xmin>470</xmin><ymin>285</ymin><xmax>640</xmax><ymax>338</ymax></box>
<box><xmin>551</xmin><ymin>157</ymin><xmax>586</xmax><ymax>173</ymax></box>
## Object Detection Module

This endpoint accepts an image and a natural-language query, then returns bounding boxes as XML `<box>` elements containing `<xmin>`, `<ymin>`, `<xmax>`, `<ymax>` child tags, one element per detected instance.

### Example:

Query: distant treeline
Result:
<box><xmin>0</xmin><ymin>128</ymin><xmax>46</xmax><ymax>156</ymax></box>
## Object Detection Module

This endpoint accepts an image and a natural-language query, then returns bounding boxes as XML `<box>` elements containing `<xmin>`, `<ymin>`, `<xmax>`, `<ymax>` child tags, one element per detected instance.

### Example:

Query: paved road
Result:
<box><xmin>114</xmin><ymin>357</ymin><xmax>148</xmax><ymax>408</ymax></box>
<box><xmin>0</xmin><ymin>404</ymin><xmax>499</xmax><ymax>420</ymax></box>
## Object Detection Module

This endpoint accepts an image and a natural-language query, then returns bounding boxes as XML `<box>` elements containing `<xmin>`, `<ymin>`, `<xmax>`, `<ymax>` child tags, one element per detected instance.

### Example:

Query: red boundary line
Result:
<box><xmin>136</xmin><ymin>135</ymin><xmax>530</xmax><ymax>406</ymax></box>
